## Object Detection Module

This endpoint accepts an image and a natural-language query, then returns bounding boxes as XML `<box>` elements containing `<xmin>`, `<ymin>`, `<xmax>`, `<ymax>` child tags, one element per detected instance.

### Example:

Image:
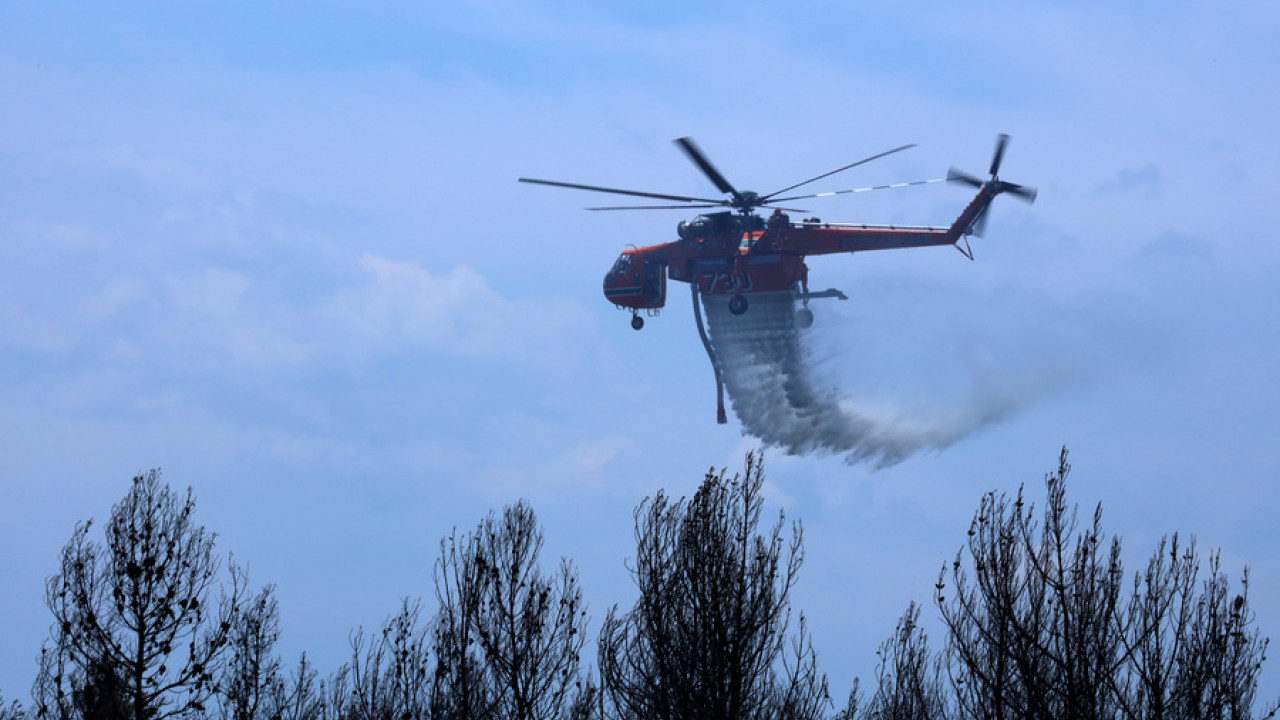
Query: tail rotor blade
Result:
<box><xmin>1004</xmin><ymin>182</ymin><xmax>1038</xmax><ymax>204</ymax></box>
<box><xmin>947</xmin><ymin>167</ymin><xmax>984</xmax><ymax>188</ymax></box>
<box><xmin>951</xmin><ymin>134</ymin><xmax>1037</xmax><ymax>237</ymax></box>
<box><xmin>989</xmin><ymin>133</ymin><xmax>1010</xmax><ymax>177</ymax></box>
<box><xmin>972</xmin><ymin>206</ymin><xmax>990</xmax><ymax>237</ymax></box>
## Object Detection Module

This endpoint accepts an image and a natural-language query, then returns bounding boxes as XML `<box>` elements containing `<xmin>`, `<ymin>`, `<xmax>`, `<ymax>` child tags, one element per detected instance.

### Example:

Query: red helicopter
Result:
<box><xmin>520</xmin><ymin>135</ymin><xmax>1035</xmax><ymax>423</ymax></box>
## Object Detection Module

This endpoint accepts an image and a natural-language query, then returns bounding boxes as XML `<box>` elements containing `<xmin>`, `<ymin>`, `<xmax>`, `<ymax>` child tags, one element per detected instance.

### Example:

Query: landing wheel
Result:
<box><xmin>631</xmin><ymin>314</ymin><xmax>644</xmax><ymax>330</ymax></box>
<box><xmin>728</xmin><ymin>293</ymin><xmax>748</xmax><ymax>316</ymax></box>
<box><xmin>796</xmin><ymin>307</ymin><xmax>814</xmax><ymax>329</ymax></box>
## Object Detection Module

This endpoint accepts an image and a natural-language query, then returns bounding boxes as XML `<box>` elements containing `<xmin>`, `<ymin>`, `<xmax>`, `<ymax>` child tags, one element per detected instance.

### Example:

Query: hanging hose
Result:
<box><xmin>690</xmin><ymin>283</ymin><xmax>728</xmax><ymax>424</ymax></box>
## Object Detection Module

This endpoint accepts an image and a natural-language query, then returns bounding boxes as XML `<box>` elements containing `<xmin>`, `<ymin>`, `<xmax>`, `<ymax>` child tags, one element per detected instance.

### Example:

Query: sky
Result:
<box><xmin>3</xmin><ymin>0</ymin><xmax>1280</xmax><ymax>708</ymax></box>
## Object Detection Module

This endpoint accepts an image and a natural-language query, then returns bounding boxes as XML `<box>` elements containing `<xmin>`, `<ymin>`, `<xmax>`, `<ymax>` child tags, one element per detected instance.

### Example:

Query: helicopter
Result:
<box><xmin>519</xmin><ymin>135</ymin><xmax>1036</xmax><ymax>423</ymax></box>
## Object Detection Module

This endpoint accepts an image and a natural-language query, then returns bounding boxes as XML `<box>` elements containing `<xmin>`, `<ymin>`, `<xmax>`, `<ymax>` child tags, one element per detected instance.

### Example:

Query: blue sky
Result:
<box><xmin>3</xmin><ymin>0</ymin><xmax>1279</xmax><ymax>706</ymax></box>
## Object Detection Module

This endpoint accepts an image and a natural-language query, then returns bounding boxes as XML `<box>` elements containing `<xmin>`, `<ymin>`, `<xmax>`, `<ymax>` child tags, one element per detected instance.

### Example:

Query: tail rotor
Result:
<box><xmin>948</xmin><ymin>133</ymin><xmax>1037</xmax><ymax>237</ymax></box>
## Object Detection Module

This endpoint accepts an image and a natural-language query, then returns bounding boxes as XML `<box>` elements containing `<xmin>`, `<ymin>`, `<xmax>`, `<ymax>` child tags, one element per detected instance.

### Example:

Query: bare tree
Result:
<box><xmin>431</xmin><ymin>501</ymin><xmax>590</xmax><ymax>720</ymax></box>
<box><xmin>858</xmin><ymin>603</ymin><xmax>948</xmax><ymax>720</ymax></box>
<box><xmin>431</xmin><ymin>528</ymin><xmax>496</xmax><ymax>720</ymax></box>
<box><xmin>37</xmin><ymin>469</ymin><xmax>249</xmax><ymax>720</ymax></box>
<box><xmin>929</xmin><ymin>448</ymin><xmax>1278</xmax><ymax>720</ymax></box>
<box><xmin>321</xmin><ymin>663</ymin><xmax>355</xmax><ymax>720</ymax></box>
<box><xmin>343</xmin><ymin>598</ymin><xmax>431</xmax><ymax>720</ymax></box>
<box><xmin>773</xmin><ymin>616</ymin><xmax>834</xmax><ymax>720</ymax></box>
<box><xmin>263</xmin><ymin>654</ymin><xmax>328</xmax><ymax>720</ymax></box>
<box><xmin>32</xmin><ymin>632</ymin><xmax>79</xmax><ymax>720</ymax></box>
<box><xmin>934</xmin><ymin>448</ymin><xmax>1122</xmax><ymax>720</ymax></box>
<box><xmin>598</xmin><ymin>452</ymin><xmax>830</xmax><ymax>720</ymax></box>
<box><xmin>472</xmin><ymin>500</ymin><xmax>589</xmax><ymax>720</ymax></box>
<box><xmin>0</xmin><ymin>692</ymin><xmax>27</xmax><ymax>720</ymax></box>
<box><xmin>213</xmin><ymin>586</ymin><xmax>283</xmax><ymax>720</ymax></box>
<box><xmin>563</xmin><ymin>674</ymin><xmax>599</xmax><ymax>720</ymax></box>
<box><xmin>1115</xmin><ymin>534</ymin><xmax>1277</xmax><ymax>720</ymax></box>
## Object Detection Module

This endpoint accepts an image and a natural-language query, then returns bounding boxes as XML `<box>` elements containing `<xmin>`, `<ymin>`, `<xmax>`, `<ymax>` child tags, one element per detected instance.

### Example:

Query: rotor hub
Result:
<box><xmin>734</xmin><ymin>191</ymin><xmax>761</xmax><ymax>212</ymax></box>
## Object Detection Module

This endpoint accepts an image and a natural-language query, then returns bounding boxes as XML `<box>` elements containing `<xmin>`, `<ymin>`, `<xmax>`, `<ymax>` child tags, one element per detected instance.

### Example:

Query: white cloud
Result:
<box><xmin>78</xmin><ymin>276</ymin><xmax>153</xmax><ymax>322</ymax></box>
<box><xmin>330</xmin><ymin>253</ymin><xmax>598</xmax><ymax>373</ymax></box>
<box><xmin>160</xmin><ymin>268</ymin><xmax>301</xmax><ymax>370</ymax></box>
<box><xmin>336</xmin><ymin>255</ymin><xmax>503</xmax><ymax>350</ymax></box>
<box><xmin>0</xmin><ymin>296</ymin><xmax>66</xmax><ymax>352</ymax></box>
<box><xmin>48</xmin><ymin>143</ymin><xmax>211</xmax><ymax>192</ymax></box>
<box><xmin>472</xmin><ymin>431</ymin><xmax>641</xmax><ymax>500</ymax></box>
<box><xmin>169</xmin><ymin>266</ymin><xmax>251</xmax><ymax>319</ymax></box>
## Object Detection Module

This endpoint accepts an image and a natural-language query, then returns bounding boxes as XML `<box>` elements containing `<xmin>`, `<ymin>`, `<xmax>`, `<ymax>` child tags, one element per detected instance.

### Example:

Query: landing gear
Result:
<box><xmin>796</xmin><ymin>307</ymin><xmax>814</xmax><ymax>329</ymax></box>
<box><xmin>631</xmin><ymin>314</ymin><xmax>645</xmax><ymax>330</ymax></box>
<box><xmin>794</xmin><ymin>287</ymin><xmax>846</xmax><ymax>328</ymax></box>
<box><xmin>728</xmin><ymin>293</ymin><xmax>748</xmax><ymax>316</ymax></box>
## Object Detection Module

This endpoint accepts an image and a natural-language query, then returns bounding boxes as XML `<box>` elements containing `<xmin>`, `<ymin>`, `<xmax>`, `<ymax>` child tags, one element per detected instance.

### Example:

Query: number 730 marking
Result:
<box><xmin>701</xmin><ymin>271</ymin><xmax>753</xmax><ymax>293</ymax></box>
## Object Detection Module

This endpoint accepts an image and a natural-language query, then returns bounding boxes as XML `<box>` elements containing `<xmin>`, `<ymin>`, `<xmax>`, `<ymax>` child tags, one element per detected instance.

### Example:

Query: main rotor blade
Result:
<box><xmin>763</xmin><ymin>143</ymin><xmax>917</xmax><ymax>200</ymax></box>
<box><xmin>518</xmin><ymin>177</ymin><xmax>722</xmax><ymax>205</ymax></box>
<box><xmin>587</xmin><ymin>203</ymin><xmax>726</xmax><ymax>211</ymax></box>
<box><xmin>674</xmin><ymin>137</ymin><xmax>739</xmax><ymax>197</ymax></box>
<box><xmin>989</xmin><ymin>133</ymin><xmax>1010</xmax><ymax>177</ymax></box>
<box><xmin>768</xmin><ymin>177</ymin><xmax>945</xmax><ymax>204</ymax></box>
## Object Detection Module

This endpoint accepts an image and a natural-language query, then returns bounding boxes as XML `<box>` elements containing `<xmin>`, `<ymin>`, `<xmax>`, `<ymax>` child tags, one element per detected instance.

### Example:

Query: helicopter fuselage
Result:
<box><xmin>603</xmin><ymin>183</ymin><xmax>1000</xmax><ymax>313</ymax></box>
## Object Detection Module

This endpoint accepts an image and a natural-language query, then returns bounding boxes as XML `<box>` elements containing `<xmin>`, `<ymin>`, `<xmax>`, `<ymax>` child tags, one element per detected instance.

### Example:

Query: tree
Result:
<box><xmin>431</xmin><ymin>500</ymin><xmax>591</xmax><ymax>720</ymax></box>
<box><xmin>344</xmin><ymin>598</ymin><xmax>431</xmax><ymax>720</ymax></box>
<box><xmin>857</xmin><ymin>603</ymin><xmax>947</xmax><ymax>720</ymax></box>
<box><xmin>320</xmin><ymin>499</ymin><xmax>590</xmax><ymax>720</ymax></box>
<box><xmin>471</xmin><ymin>500</ymin><xmax>589</xmax><ymax>720</ymax></box>
<box><xmin>272</xmin><ymin>654</ymin><xmax>332</xmax><ymax>720</ymax></box>
<box><xmin>37</xmin><ymin>469</ymin><xmax>249</xmax><ymax>720</ymax></box>
<box><xmin>598</xmin><ymin>452</ymin><xmax>830</xmax><ymax>720</ymax></box>
<box><xmin>1114</xmin><ymin>537</ymin><xmax>1274</xmax><ymax>720</ymax></box>
<box><xmin>0</xmin><ymin>692</ymin><xmax>27</xmax><ymax>720</ymax></box>
<box><xmin>430</xmin><ymin>526</ymin><xmax>494</xmax><ymax>720</ymax></box>
<box><xmin>918</xmin><ymin>447</ymin><xmax>1279</xmax><ymax>720</ymax></box>
<box><xmin>935</xmin><ymin>448</ymin><xmax>1122</xmax><ymax>720</ymax></box>
<box><xmin>214</xmin><ymin>586</ymin><xmax>283</xmax><ymax>720</ymax></box>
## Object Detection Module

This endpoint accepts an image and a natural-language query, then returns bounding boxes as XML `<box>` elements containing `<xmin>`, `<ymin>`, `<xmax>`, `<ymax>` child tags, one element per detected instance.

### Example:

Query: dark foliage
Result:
<box><xmin>214</xmin><ymin>586</ymin><xmax>284</xmax><ymax>720</ymax></box>
<box><xmin>431</xmin><ymin>500</ymin><xmax>590</xmax><ymax>720</ymax></box>
<box><xmin>36</xmin><ymin>469</ymin><xmax>251</xmax><ymax>720</ymax></box>
<box><xmin>0</xmin><ymin>692</ymin><xmax>26</xmax><ymax>720</ymax></box>
<box><xmin>316</xmin><ymin>499</ymin><xmax>590</xmax><ymax>720</ymax></box>
<box><xmin>263</xmin><ymin>654</ymin><xmax>328</xmax><ymax>720</ymax></box>
<box><xmin>598</xmin><ymin>452</ymin><xmax>830</xmax><ymax>720</ymax></box>
<box><xmin>858</xmin><ymin>603</ymin><xmax>947</xmax><ymax>720</ymax></box>
<box><xmin>13</xmin><ymin>450</ymin><xmax>1277</xmax><ymax>720</ymax></box>
<box><xmin>429</xmin><ymin>524</ymin><xmax>494</xmax><ymax>720</ymax></box>
<box><xmin>857</xmin><ymin>447</ymin><xmax>1279</xmax><ymax>720</ymax></box>
<box><xmin>344</xmin><ymin>598</ymin><xmax>432</xmax><ymax>720</ymax></box>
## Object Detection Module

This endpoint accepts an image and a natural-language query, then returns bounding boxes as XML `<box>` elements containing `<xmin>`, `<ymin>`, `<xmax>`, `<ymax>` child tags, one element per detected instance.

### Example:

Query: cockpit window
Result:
<box><xmin>611</xmin><ymin>254</ymin><xmax>632</xmax><ymax>274</ymax></box>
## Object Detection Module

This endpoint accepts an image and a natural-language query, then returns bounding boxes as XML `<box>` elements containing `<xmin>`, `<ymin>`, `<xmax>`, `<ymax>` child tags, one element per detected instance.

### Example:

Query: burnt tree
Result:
<box><xmin>928</xmin><ymin>448</ymin><xmax>1278</xmax><ymax>720</ymax></box>
<box><xmin>431</xmin><ymin>500</ymin><xmax>590</xmax><ymax>720</ymax></box>
<box><xmin>37</xmin><ymin>470</ymin><xmax>249</xmax><ymax>720</ymax></box>
<box><xmin>598</xmin><ymin>452</ymin><xmax>829</xmax><ymax>720</ymax></box>
<box><xmin>858</xmin><ymin>603</ymin><xmax>948</xmax><ymax>720</ymax></box>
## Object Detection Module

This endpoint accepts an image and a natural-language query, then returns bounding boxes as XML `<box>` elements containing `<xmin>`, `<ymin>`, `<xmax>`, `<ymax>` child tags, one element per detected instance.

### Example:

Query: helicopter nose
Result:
<box><xmin>603</xmin><ymin>273</ymin><xmax>630</xmax><ymax>304</ymax></box>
